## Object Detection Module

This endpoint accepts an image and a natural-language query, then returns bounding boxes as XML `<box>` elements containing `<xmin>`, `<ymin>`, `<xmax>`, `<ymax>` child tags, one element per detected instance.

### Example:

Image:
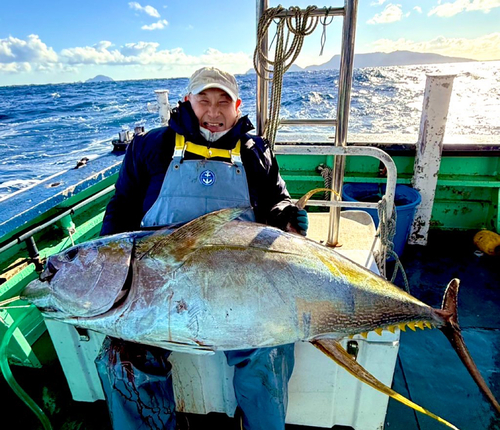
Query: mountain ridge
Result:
<box><xmin>306</xmin><ymin>50</ymin><xmax>474</xmax><ymax>71</ymax></box>
<box><xmin>246</xmin><ymin>50</ymin><xmax>475</xmax><ymax>74</ymax></box>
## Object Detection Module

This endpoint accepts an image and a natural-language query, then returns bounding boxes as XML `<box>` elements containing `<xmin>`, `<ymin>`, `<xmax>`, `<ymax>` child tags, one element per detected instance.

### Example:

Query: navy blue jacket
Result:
<box><xmin>101</xmin><ymin>101</ymin><xmax>296</xmax><ymax>236</ymax></box>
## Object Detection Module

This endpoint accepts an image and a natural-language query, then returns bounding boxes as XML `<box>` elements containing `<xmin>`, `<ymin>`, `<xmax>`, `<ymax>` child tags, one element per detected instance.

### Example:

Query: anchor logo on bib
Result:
<box><xmin>199</xmin><ymin>170</ymin><xmax>216</xmax><ymax>186</ymax></box>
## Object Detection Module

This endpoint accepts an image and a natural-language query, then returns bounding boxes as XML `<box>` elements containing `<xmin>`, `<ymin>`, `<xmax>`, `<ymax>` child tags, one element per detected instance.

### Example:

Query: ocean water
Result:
<box><xmin>0</xmin><ymin>61</ymin><xmax>499</xmax><ymax>200</ymax></box>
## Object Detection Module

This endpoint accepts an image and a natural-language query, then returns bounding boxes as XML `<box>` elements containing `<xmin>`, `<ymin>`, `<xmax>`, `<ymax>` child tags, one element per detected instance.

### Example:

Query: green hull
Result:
<box><xmin>1</xmin><ymin>143</ymin><xmax>500</xmax><ymax>364</ymax></box>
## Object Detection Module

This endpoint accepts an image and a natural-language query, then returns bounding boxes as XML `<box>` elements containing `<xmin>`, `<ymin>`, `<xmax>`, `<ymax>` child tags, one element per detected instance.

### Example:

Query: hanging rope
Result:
<box><xmin>374</xmin><ymin>197</ymin><xmax>410</xmax><ymax>292</ymax></box>
<box><xmin>316</xmin><ymin>163</ymin><xmax>333</xmax><ymax>200</ymax></box>
<box><xmin>319</xmin><ymin>10</ymin><xmax>334</xmax><ymax>56</ymax></box>
<box><xmin>254</xmin><ymin>6</ymin><xmax>325</xmax><ymax>147</ymax></box>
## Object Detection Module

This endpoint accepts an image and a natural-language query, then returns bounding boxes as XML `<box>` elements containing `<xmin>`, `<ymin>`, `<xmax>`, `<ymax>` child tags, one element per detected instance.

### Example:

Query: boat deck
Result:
<box><xmin>2</xmin><ymin>229</ymin><xmax>499</xmax><ymax>430</ymax></box>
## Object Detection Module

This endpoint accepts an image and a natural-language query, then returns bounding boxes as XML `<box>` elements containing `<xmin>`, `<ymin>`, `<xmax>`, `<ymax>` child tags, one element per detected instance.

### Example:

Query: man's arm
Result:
<box><xmin>245</xmin><ymin>136</ymin><xmax>308</xmax><ymax>235</ymax></box>
<box><xmin>100</xmin><ymin>136</ymin><xmax>148</xmax><ymax>236</ymax></box>
<box><xmin>266</xmin><ymin>159</ymin><xmax>308</xmax><ymax>235</ymax></box>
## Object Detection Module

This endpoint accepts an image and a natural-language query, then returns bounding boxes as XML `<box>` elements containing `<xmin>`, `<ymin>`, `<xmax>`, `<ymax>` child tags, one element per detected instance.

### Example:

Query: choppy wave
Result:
<box><xmin>0</xmin><ymin>61</ymin><xmax>498</xmax><ymax>199</ymax></box>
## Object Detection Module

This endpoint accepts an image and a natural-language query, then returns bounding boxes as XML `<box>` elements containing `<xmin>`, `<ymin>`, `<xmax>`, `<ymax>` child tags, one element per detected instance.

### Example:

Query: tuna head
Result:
<box><xmin>21</xmin><ymin>235</ymin><xmax>134</xmax><ymax>318</ymax></box>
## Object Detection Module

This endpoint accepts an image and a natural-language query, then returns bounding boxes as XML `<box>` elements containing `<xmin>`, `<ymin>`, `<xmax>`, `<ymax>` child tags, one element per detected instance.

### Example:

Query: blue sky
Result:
<box><xmin>1</xmin><ymin>0</ymin><xmax>499</xmax><ymax>86</ymax></box>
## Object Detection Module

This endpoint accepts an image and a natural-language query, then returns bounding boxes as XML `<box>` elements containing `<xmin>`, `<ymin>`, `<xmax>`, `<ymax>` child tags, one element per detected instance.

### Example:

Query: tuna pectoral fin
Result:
<box><xmin>437</xmin><ymin>278</ymin><xmax>500</xmax><ymax>414</ymax></box>
<box><xmin>311</xmin><ymin>339</ymin><xmax>459</xmax><ymax>430</ymax></box>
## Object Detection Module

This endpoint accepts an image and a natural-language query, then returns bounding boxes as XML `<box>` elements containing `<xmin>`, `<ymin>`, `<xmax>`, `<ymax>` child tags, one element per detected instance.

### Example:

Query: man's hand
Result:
<box><xmin>285</xmin><ymin>206</ymin><xmax>309</xmax><ymax>236</ymax></box>
<box><xmin>295</xmin><ymin>209</ymin><xmax>308</xmax><ymax>236</ymax></box>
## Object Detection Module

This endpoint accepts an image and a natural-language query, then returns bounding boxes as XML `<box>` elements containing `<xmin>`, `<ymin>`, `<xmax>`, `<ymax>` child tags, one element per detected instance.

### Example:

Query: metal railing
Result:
<box><xmin>274</xmin><ymin>145</ymin><xmax>397</xmax><ymax>219</ymax></box>
<box><xmin>255</xmin><ymin>0</ymin><xmax>360</xmax><ymax>246</ymax></box>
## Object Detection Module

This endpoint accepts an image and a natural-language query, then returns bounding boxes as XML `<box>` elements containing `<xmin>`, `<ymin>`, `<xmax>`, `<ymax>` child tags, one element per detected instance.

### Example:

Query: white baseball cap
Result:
<box><xmin>187</xmin><ymin>67</ymin><xmax>239</xmax><ymax>102</ymax></box>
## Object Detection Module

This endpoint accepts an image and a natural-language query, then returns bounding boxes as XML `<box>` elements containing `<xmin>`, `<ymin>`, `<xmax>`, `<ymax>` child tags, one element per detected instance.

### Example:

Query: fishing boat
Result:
<box><xmin>1</xmin><ymin>1</ymin><xmax>499</xmax><ymax>429</ymax></box>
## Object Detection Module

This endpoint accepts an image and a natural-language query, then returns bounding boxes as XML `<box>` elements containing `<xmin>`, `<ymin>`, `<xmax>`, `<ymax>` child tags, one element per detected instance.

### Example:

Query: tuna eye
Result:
<box><xmin>40</xmin><ymin>260</ymin><xmax>58</xmax><ymax>282</ymax></box>
<box><xmin>64</xmin><ymin>248</ymin><xmax>79</xmax><ymax>261</ymax></box>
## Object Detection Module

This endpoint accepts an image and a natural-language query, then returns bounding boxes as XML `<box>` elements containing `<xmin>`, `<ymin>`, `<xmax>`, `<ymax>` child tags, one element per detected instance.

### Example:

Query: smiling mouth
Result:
<box><xmin>203</xmin><ymin>122</ymin><xmax>224</xmax><ymax>128</ymax></box>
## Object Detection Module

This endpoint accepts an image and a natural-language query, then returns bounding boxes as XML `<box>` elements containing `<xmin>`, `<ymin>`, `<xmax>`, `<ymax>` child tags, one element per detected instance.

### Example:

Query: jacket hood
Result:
<box><xmin>168</xmin><ymin>101</ymin><xmax>255</xmax><ymax>149</ymax></box>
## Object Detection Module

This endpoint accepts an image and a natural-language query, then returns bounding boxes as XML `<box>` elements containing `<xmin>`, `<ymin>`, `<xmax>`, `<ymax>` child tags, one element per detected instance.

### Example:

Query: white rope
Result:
<box><xmin>317</xmin><ymin>163</ymin><xmax>333</xmax><ymax>200</ymax></box>
<box><xmin>375</xmin><ymin>197</ymin><xmax>410</xmax><ymax>292</ymax></box>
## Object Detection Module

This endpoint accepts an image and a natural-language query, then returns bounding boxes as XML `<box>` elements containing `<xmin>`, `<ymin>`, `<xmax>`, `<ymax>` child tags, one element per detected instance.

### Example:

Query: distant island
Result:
<box><xmin>85</xmin><ymin>75</ymin><xmax>114</xmax><ymax>83</ymax></box>
<box><xmin>247</xmin><ymin>50</ymin><xmax>475</xmax><ymax>73</ymax></box>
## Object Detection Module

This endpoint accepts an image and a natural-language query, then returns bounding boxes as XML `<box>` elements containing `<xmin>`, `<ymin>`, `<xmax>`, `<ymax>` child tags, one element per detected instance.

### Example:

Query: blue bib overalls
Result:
<box><xmin>96</xmin><ymin>134</ymin><xmax>295</xmax><ymax>430</ymax></box>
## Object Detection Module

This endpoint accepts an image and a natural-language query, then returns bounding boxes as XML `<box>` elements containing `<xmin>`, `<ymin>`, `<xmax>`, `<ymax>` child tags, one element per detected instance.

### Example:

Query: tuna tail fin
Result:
<box><xmin>312</xmin><ymin>339</ymin><xmax>459</xmax><ymax>430</ymax></box>
<box><xmin>437</xmin><ymin>278</ymin><xmax>500</xmax><ymax>414</ymax></box>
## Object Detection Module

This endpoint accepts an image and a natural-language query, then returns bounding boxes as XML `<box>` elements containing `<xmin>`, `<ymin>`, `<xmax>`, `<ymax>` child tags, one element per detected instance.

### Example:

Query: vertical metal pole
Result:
<box><xmin>154</xmin><ymin>90</ymin><xmax>171</xmax><ymax>126</ymax></box>
<box><xmin>25</xmin><ymin>237</ymin><xmax>44</xmax><ymax>271</ymax></box>
<box><xmin>409</xmin><ymin>74</ymin><xmax>455</xmax><ymax>246</ymax></box>
<box><xmin>327</xmin><ymin>0</ymin><xmax>359</xmax><ymax>246</ymax></box>
<box><xmin>256</xmin><ymin>0</ymin><xmax>269</xmax><ymax>136</ymax></box>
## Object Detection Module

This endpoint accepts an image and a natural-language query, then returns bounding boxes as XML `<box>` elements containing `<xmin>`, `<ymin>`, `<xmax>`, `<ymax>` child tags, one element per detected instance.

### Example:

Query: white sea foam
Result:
<box><xmin>0</xmin><ymin>179</ymin><xmax>41</xmax><ymax>201</ymax></box>
<box><xmin>0</xmin><ymin>61</ymin><xmax>498</xmax><ymax>189</ymax></box>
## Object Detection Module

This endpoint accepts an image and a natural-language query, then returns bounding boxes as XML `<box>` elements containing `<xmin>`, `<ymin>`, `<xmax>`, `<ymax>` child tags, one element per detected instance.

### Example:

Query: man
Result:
<box><xmin>95</xmin><ymin>67</ymin><xmax>308</xmax><ymax>430</ymax></box>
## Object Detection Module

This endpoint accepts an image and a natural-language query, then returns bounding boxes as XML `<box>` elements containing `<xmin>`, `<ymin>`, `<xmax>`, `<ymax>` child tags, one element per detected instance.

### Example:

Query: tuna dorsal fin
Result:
<box><xmin>136</xmin><ymin>207</ymin><xmax>249</xmax><ymax>262</ymax></box>
<box><xmin>311</xmin><ymin>339</ymin><xmax>460</xmax><ymax>430</ymax></box>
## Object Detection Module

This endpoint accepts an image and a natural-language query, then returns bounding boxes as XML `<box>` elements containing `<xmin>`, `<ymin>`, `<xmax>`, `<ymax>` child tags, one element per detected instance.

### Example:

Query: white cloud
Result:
<box><xmin>128</xmin><ymin>2</ymin><xmax>160</xmax><ymax>18</ymax></box>
<box><xmin>0</xmin><ymin>35</ymin><xmax>253</xmax><ymax>80</ymax></box>
<box><xmin>370</xmin><ymin>32</ymin><xmax>500</xmax><ymax>60</ymax></box>
<box><xmin>0</xmin><ymin>34</ymin><xmax>58</xmax><ymax>64</ymax></box>
<box><xmin>0</xmin><ymin>62</ymin><xmax>32</xmax><ymax>74</ymax></box>
<box><xmin>0</xmin><ymin>34</ymin><xmax>60</xmax><ymax>74</ymax></box>
<box><xmin>414</xmin><ymin>6</ymin><xmax>423</xmax><ymax>13</ymax></box>
<box><xmin>60</xmin><ymin>40</ymin><xmax>251</xmax><ymax>69</ymax></box>
<box><xmin>429</xmin><ymin>0</ymin><xmax>500</xmax><ymax>17</ymax></box>
<box><xmin>141</xmin><ymin>19</ymin><xmax>169</xmax><ymax>30</ymax></box>
<box><xmin>61</xmin><ymin>41</ymin><xmax>127</xmax><ymax>64</ymax></box>
<box><xmin>367</xmin><ymin>4</ymin><xmax>404</xmax><ymax>24</ymax></box>
<box><xmin>121</xmin><ymin>41</ymin><xmax>160</xmax><ymax>57</ymax></box>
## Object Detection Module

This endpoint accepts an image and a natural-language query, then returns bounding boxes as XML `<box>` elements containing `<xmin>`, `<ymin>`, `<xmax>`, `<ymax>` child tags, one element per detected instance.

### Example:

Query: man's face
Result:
<box><xmin>188</xmin><ymin>88</ymin><xmax>241</xmax><ymax>133</ymax></box>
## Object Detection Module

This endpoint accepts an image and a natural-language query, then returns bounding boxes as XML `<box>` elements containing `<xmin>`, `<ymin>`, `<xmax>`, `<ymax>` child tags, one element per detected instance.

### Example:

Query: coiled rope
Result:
<box><xmin>254</xmin><ymin>6</ymin><xmax>324</xmax><ymax>147</ymax></box>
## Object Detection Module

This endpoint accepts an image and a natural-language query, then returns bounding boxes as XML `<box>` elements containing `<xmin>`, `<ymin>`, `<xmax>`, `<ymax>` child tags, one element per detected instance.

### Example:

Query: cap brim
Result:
<box><xmin>191</xmin><ymin>83</ymin><xmax>238</xmax><ymax>102</ymax></box>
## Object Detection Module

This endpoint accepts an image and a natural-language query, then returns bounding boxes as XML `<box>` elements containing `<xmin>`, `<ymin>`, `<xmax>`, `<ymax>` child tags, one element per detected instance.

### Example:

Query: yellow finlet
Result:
<box><xmin>408</xmin><ymin>322</ymin><xmax>417</xmax><ymax>331</ymax></box>
<box><xmin>374</xmin><ymin>328</ymin><xmax>383</xmax><ymax>336</ymax></box>
<box><xmin>399</xmin><ymin>323</ymin><xmax>406</xmax><ymax>332</ymax></box>
<box><xmin>424</xmin><ymin>321</ymin><xmax>433</xmax><ymax>329</ymax></box>
<box><xmin>360</xmin><ymin>332</ymin><xmax>368</xmax><ymax>339</ymax></box>
<box><xmin>416</xmin><ymin>321</ymin><xmax>425</xmax><ymax>330</ymax></box>
<box><xmin>386</xmin><ymin>325</ymin><xmax>396</xmax><ymax>333</ymax></box>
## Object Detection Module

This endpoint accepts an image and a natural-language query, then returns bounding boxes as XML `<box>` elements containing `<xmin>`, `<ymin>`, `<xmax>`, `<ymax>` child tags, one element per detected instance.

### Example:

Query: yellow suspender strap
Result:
<box><xmin>175</xmin><ymin>133</ymin><xmax>241</xmax><ymax>159</ymax></box>
<box><xmin>175</xmin><ymin>133</ymin><xmax>185</xmax><ymax>151</ymax></box>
